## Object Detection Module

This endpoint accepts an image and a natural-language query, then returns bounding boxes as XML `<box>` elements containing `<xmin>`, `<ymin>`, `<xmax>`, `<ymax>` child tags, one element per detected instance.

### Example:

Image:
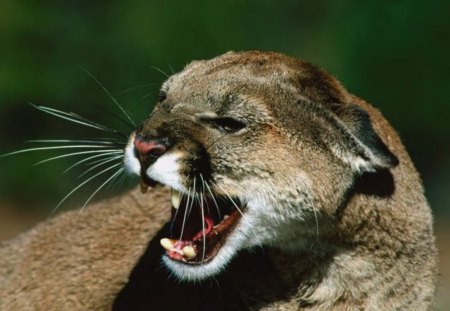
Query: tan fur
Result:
<box><xmin>0</xmin><ymin>51</ymin><xmax>437</xmax><ymax>310</ymax></box>
<box><xmin>0</xmin><ymin>188</ymin><xmax>171</xmax><ymax>310</ymax></box>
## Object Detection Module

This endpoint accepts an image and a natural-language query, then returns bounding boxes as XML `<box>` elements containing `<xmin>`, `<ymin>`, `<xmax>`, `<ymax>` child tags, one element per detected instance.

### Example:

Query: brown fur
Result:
<box><xmin>0</xmin><ymin>51</ymin><xmax>437</xmax><ymax>310</ymax></box>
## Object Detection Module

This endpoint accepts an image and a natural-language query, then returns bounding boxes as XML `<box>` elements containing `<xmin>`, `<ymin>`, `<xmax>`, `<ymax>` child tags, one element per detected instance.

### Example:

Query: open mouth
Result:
<box><xmin>141</xmin><ymin>178</ymin><xmax>243</xmax><ymax>265</ymax></box>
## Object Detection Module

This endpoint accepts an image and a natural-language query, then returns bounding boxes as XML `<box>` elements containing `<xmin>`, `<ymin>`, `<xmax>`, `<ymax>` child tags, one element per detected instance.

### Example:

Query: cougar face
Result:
<box><xmin>124</xmin><ymin>51</ymin><xmax>398</xmax><ymax>281</ymax></box>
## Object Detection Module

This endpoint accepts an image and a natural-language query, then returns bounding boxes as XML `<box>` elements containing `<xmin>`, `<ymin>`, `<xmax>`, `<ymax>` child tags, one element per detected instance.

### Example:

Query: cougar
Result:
<box><xmin>0</xmin><ymin>51</ymin><xmax>437</xmax><ymax>310</ymax></box>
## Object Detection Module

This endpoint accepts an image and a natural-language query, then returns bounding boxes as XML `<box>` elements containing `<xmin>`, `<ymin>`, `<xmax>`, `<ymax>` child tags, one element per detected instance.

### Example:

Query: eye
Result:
<box><xmin>158</xmin><ymin>90</ymin><xmax>167</xmax><ymax>102</ymax></box>
<box><xmin>204</xmin><ymin>117</ymin><xmax>246</xmax><ymax>134</ymax></box>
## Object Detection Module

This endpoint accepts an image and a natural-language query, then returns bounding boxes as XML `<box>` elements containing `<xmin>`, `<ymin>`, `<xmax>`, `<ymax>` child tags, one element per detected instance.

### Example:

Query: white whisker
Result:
<box><xmin>33</xmin><ymin>150</ymin><xmax>122</xmax><ymax>166</ymax></box>
<box><xmin>108</xmin><ymin>169</ymin><xmax>128</xmax><ymax>189</ymax></box>
<box><xmin>63</xmin><ymin>152</ymin><xmax>123</xmax><ymax>173</ymax></box>
<box><xmin>148</xmin><ymin>65</ymin><xmax>170</xmax><ymax>78</ymax></box>
<box><xmin>179</xmin><ymin>187</ymin><xmax>192</xmax><ymax>241</ymax></box>
<box><xmin>79</xmin><ymin>68</ymin><xmax>137</xmax><ymax>127</ymax></box>
<box><xmin>201</xmin><ymin>174</ymin><xmax>221</xmax><ymax>219</ymax></box>
<box><xmin>119</xmin><ymin>83</ymin><xmax>156</xmax><ymax>94</ymax></box>
<box><xmin>84</xmin><ymin>153</ymin><xmax>124</xmax><ymax>167</ymax></box>
<box><xmin>139</xmin><ymin>91</ymin><xmax>156</xmax><ymax>102</ymax></box>
<box><xmin>31</xmin><ymin>104</ymin><xmax>123</xmax><ymax>135</ymax></box>
<box><xmin>188</xmin><ymin>177</ymin><xmax>197</xmax><ymax>218</ymax></box>
<box><xmin>217</xmin><ymin>184</ymin><xmax>245</xmax><ymax>218</ymax></box>
<box><xmin>200</xmin><ymin>192</ymin><xmax>206</xmax><ymax>263</ymax></box>
<box><xmin>79</xmin><ymin>167</ymin><xmax>125</xmax><ymax>214</ymax></box>
<box><xmin>1</xmin><ymin>145</ymin><xmax>114</xmax><ymax>158</ymax></box>
<box><xmin>49</xmin><ymin>162</ymin><xmax>122</xmax><ymax>216</ymax></box>
<box><xmin>77</xmin><ymin>155</ymin><xmax>123</xmax><ymax>179</ymax></box>
<box><xmin>27</xmin><ymin>139</ymin><xmax>126</xmax><ymax>146</ymax></box>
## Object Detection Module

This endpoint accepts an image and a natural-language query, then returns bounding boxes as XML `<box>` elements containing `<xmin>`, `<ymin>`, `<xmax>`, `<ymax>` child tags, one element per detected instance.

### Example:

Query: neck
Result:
<box><xmin>265</xmin><ymin>243</ymin><xmax>373</xmax><ymax>310</ymax></box>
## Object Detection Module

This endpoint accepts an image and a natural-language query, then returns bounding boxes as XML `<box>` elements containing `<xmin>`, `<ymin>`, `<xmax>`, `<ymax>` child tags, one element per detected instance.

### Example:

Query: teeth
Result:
<box><xmin>223</xmin><ymin>214</ymin><xmax>230</xmax><ymax>219</ymax></box>
<box><xmin>140</xmin><ymin>179</ymin><xmax>148</xmax><ymax>194</ymax></box>
<box><xmin>160</xmin><ymin>238</ymin><xmax>176</xmax><ymax>250</ymax></box>
<box><xmin>182</xmin><ymin>245</ymin><xmax>196</xmax><ymax>258</ymax></box>
<box><xmin>171</xmin><ymin>188</ymin><xmax>181</xmax><ymax>209</ymax></box>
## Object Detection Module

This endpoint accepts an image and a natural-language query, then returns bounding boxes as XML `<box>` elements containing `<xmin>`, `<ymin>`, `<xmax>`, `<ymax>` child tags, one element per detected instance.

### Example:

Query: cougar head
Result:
<box><xmin>124</xmin><ymin>51</ymin><xmax>398</xmax><ymax>281</ymax></box>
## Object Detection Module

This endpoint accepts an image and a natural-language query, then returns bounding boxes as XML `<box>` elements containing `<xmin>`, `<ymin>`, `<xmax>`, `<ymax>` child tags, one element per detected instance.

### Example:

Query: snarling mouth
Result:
<box><xmin>157</xmin><ymin>188</ymin><xmax>243</xmax><ymax>265</ymax></box>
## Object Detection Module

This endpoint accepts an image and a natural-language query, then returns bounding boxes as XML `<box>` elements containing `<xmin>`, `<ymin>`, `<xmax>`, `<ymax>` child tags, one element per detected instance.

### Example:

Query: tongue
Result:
<box><xmin>162</xmin><ymin>216</ymin><xmax>214</xmax><ymax>261</ymax></box>
<box><xmin>170</xmin><ymin>200</ymin><xmax>217</xmax><ymax>241</ymax></box>
<box><xmin>192</xmin><ymin>216</ymin><xmax>214</xmax><ymax>241</ymax></box>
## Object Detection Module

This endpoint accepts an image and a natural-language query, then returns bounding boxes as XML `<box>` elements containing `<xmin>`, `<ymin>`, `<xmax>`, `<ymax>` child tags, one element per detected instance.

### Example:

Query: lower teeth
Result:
<box><xmin>182</xmin><ymin>245</ymin><xmax>196</xmax><ymax>258</ymax></box>
<box><xmin>160</xmin><ymin>238</ymin><xmax>197</xmax><ymax>259</ymax></box>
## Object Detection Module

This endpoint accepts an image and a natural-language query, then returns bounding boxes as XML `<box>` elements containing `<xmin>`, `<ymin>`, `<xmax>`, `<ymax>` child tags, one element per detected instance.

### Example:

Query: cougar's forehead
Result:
<box><xmin>160</xmin><ymin>51</ymin><xmax>302</xmax><ymax>115</ymax></box>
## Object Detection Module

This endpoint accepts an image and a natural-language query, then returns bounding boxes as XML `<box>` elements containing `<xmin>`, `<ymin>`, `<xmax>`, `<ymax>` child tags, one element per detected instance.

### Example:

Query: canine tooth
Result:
<box><xmin>171</xmin><ymin>189</ymin><xmax>181</xmax><ymax>209</ymax></box>
<box><xmin>160</xmin><ymin>238</ymin><xmax>175</xmax><ymax>250</ymax></box>
<box><xmin>182</xmin><ymin>245</ymin><xmax>196</xmax><ymax>258</ymax></box>
<box><xmin>140</xmin><ymin>179</ymin><xmax>148</xmax><ymax>194</ymax></box>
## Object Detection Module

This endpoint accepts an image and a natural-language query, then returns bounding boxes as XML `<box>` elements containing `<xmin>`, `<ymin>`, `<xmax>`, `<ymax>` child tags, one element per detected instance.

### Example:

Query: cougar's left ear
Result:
<box><xmin>314</xmin><ymin>103</ymin><xmax>399</xmax><ymax>174</ymax></box>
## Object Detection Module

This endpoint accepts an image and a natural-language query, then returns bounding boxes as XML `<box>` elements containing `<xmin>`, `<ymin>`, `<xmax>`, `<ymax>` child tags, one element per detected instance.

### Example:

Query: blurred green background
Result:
<box><xmin>0</xmin><ymin>0</ymin><xmax>449</xmax><ymax>308</ymax></box>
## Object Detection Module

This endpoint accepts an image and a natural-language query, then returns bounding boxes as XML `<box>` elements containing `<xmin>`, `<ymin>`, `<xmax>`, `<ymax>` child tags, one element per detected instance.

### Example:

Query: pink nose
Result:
<box><xmin>134</xmin><ymin>136</ymin><xmax>168</xmax><ymax>159</ymax></box>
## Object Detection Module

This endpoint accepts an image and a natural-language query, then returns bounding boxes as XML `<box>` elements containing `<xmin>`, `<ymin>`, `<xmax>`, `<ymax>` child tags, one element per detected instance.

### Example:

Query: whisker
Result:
<box><xmin>30</xmin><ymin>104</ymin><xmax>126</xmax><ymax>136</ymax></box>
<box><xmin>63</xmin><ymin>152</ymin><xmax>123</xmax><ymax>173</ymax></box>
<box><xmin>79</xmin><ymin>67</ymin><xmax>137</xmax><ymax>127</ymax></box>
<box><xmin>49</xmin><ymin>162</ymin><xmax>122</xmax><ymax>216</ymax></box>
<box><xmin>200</xmin><ymin>174</ymin><xmax>221</xmax><ymax>219</ymax></box>
<box><xmin>147</xmin><ymin>65</ymin><xmax>170</xmax><ymax>78</ymax></box>
<box><xmin>77</xmin><ymin>155</ymin><xmax>123</xmax><ymax>179</ymax></box>
<box><xmin>79</xmin><ymin>167</ymin><xmax>125</xmax><ymax>214</ymax></box>
<box><xmin>1</xmin><ymin>145</ymin><xmax>114</xmax><ymax>158</ymax></box>
<box><xmin>119</xmin><ymin>83</ymin><xmax>157</xmax><ymax>94</ymax></box>
<box><xmin>110</xmin><ymin>169</ymin><xmax>128</xmax><ymax>189</ymax></box>
<box><xmin>139</xmin><ymin>91</ymin><xmax>156</xmax><ymax>102</ymax></box>
<box><xmin>94</xmin><ymin>105</ymin><xmax>135</xmax><ymax>129</ymax></box>
<box><xmin>179</xmin><ymin>187</ymin><xmax>192</xmax><ymax>241</ymax></box>
<box><xmin>216</xmin><ymin>184</ymin><xmax>245</xmax><ymax>218</ymax></box>
<box><xmin>27</xmin><ymin>139</ymin><xmax>126</xmax><ymax>146</ymax></box>
<box><xmin>168</xmin><ymin>63</ymin><xmax>175</xmax><ymax>74</ymax></box>
<box><xmin>188</xmin><ymin>177</ymin><xmax>197</xmax><ymax>219</ymax></box>
<box><xmin>200</xmin><ymin>191</ymin><xmax>206</xmax><ymax>263</ymax></box>
<box><xmin>84</xmin><ymin>153</ymin><xmax>124</xmax><ymax>167</ymax></box>
<box><xmin>33</xmin><ymin>149</ymin><xmax>122</xmax><ymax>166</ymax></box>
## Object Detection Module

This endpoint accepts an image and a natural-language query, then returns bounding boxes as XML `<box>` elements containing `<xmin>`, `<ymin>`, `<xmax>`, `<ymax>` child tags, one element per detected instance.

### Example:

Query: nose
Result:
<box><xmin>134</xmin><ymin>134</ymin><xmax>169</xmax><ymax>165</ymax></box>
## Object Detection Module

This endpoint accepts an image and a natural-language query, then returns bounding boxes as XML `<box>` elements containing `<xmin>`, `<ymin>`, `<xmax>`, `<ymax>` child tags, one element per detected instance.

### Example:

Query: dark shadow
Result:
<box><xmin>113</xmin><ymin>223</ymin><xmax>292</xmax><ymax>311</ymax></box>
<box><xmin>334</xmin><ymin>168</ymin><xmax>396</xmax><ymax>222</ymax></box>
<box><xmin>354</xmin><ymin>169</ymin><xmax>395</xmax><ymax>198</ymax></box>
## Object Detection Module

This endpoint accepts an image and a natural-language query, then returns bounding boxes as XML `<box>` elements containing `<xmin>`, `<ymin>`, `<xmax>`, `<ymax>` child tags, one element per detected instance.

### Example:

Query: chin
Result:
<box><xmin>162</xmin><ymin>242</ymin><xmax>238</xmax><ymax>281</ymax></box>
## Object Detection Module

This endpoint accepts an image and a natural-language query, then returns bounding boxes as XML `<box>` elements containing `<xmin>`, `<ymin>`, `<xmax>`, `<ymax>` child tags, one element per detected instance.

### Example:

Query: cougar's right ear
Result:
<box><xmin>303</xmin><ymin>101</ymin><xmax>399</xmax><ymax>174</ymax></box>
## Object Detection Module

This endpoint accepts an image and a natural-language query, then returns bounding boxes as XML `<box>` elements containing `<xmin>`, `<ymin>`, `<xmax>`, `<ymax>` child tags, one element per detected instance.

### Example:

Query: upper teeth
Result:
<box><xmin>140</xmin><ymin>179</ymin><xmax>149</xmax><ymax>194</ymax></box>
<box><xmin>171</xmin><ymin>189</ymin><xmax>181</xmax><ymax>209</ymax></box>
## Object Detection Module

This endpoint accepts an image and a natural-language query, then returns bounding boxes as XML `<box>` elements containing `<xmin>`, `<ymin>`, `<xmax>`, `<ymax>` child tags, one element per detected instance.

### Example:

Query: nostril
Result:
<box><xmin>134</xmin><ymin>137</ymin><xmax>168</xmax><ymax>159</ymax></box>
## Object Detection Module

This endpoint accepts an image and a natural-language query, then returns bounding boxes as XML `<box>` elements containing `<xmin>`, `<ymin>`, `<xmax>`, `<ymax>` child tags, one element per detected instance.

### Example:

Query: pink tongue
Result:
<box><xmin>167</xmin><ymin>216</ymin><xmax>215</xmax><ymax>261</ymax></box>
<box><xmin>192</xmin><ymin>216</ymin><xmax>214</xmax><ymax>241</ymax></box>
